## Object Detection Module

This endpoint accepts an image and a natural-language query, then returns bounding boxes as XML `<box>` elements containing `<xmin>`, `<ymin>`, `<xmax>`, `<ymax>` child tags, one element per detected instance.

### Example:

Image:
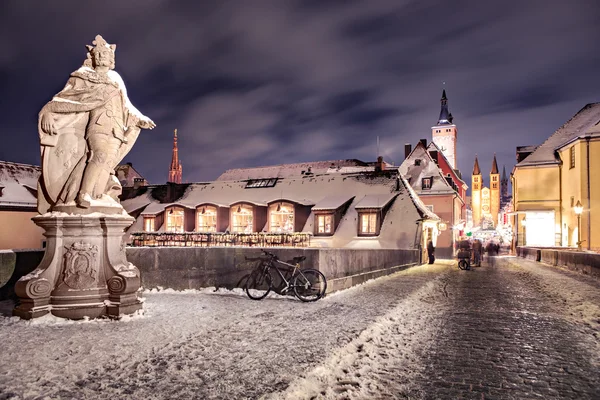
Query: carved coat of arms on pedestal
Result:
<box><xmin>63</xmin><ymin>241</ymin><xmax>99</xmax><ymax>289</ymax></box>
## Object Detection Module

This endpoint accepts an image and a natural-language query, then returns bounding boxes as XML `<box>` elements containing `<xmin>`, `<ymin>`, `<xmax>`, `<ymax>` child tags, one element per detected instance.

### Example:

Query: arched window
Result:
<box><xmin>231</xmin><ymin>203</ymin><xmax>254</xmax><ymax>233</ymax></box>
<box><xmin>197</xmin><ymin>205</ymin><xmax>217</xmax><ymax>232</ymax></box>
<box><xmin>166</xmin><ymin>206</ymin><xmax>185</xmax><ymax>232</ymax></box>
<box><xmin>269</xmin><ymin>202</ymin><xmax>294</xmax><ymax>233</ymax></box>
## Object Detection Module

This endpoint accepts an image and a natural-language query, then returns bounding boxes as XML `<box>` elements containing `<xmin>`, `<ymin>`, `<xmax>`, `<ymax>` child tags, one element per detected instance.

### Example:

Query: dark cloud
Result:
<box><xmin>0</xmin><ymin>0</ymin><xmax>599</xmax><ymax>188</ymax></box>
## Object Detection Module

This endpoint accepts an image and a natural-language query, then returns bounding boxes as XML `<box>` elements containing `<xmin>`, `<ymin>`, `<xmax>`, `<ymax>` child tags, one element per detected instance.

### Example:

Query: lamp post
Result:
<box><xmin>574</xmin><ymin>200</ymin><xmax>583</xmax><ymax>250</ymax></box>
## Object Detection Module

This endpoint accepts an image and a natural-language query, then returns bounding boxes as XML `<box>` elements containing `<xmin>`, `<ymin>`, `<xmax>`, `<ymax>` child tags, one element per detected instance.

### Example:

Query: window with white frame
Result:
<box><xmin>231</xmin><ymin>203</ymin><xmax>254</xmax><ymax>233</ymax></box>
<box><xmin>422</xmin><ymin>177</ymin><xmax>432</xmax><ymax>190</ymax></box>
<box><xmin>359</xmin><ymin>212</ymin><xmax>378</xmax><ymax>235</ymax></box>
<box><xmin>316</xmin><ymin>214</ymin><xmax>333</xmax><ymax>235</ymax></box>
<box><xmin>166</xmin><ymin>207</ymin><xmax>185</xmax><ymax>232</ymax></box>
<box><xmin>197</xmin><ymin>205</ymin><xmax>217</xmax><ymax>232</ymax></box>
<box><xmin>269</xmin><ymin>202</ymin><xmax>294</xmax><ymax>233</ymax></box>
<box><xmin>143</xmin><ymin>217</ymin><xmax>155</xmax><ymax>232</ymax></box>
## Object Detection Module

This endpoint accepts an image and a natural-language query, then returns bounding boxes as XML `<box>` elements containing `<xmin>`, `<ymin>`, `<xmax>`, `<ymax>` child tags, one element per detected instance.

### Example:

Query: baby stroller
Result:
<box><xmin>456</xmin><ymin>240</ymin><xmax>471</xmax><ymax>270</ymax></box>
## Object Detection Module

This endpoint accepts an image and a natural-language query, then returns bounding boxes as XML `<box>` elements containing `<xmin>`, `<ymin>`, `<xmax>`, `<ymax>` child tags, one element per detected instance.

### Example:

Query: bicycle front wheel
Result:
<box><xmin>293</xmin><ymin>269</ymin><xmax>327</xmax><ymax>302</ymax></box>
<box><xmin>458</xmin><ymin>259</ymin><xmax>469</xmax><ymax>270</ymax></box>
<box><xmin>245</xmin><ymin>269</ymin><xmax>272</xmax><ymax>300</ymax></box>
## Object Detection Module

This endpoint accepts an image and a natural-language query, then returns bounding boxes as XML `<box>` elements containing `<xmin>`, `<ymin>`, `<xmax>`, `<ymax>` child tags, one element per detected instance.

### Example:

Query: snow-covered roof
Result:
<box><xmin>0</xmin><ymin>161</ymin><xmax>40</xmax><ymax>209</ymax></box>
<box><xmin>399</xmin><ymin>143</ymin><xmax>455</xmax><ymax>195</ymax></box>
<box><xmin>125</xmin><ymin>170</ymin><xmax>441</xmax><ymax>249</ymax></box>
<box><xmin>115</xmin><ymin>163</ymin><xmax>146</xmax><ymax>187</ymax></box>
<box><xmin>312</xmin><ymin>195</ymin><xmax>354</xmax><ymax>211</ymax></box>
<box><xmin>216</xmin><ymin>159</ymin><xmax>370</xmax><ymax>181</ymax></box>
<box><xmin>354</xmin><ymin>193</ymin><xmax>398</xmax><ymax>209</ymax></box>
<box><xmin>517</xmin><ymin>103</ymin><xmax>600</xmax><ymax>167</ymax></box>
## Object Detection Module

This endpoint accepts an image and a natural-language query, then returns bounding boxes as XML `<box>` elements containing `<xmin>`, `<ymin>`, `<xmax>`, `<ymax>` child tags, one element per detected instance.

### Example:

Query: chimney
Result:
<box><xmin>419</xmin><ymin>138</ymin><xmax>427</xmax><ymax>147</ymax></box>
<box><xmin>404</xmin><ymin>144</ymin><xmax>412</xmax><ymax>159</ymax></box>
<box><xmin>375</xmin><ymin>156</ymin><xmax>384</xmax><ymax>172</ymax></box>
<box><xmin>430</xmin><ymin>150</ymin><xmax>438</xmax><ymax>164</ymax></box>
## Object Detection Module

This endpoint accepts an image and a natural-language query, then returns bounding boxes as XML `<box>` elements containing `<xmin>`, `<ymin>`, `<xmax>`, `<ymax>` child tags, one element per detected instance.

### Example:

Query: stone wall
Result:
<box><xmin>1</xmin><ymin>247</ymin><xmax>419</xmax><ymax>299</ymax></box>
<box><xmin>516</xmin><ymin>246</ymin><xmax>600</xmax><ymax>278</ymax></box>
<box><xmin>126</xmin><ymin>247</ymin><xmax>419</xmax><ymax>293</ymax></box>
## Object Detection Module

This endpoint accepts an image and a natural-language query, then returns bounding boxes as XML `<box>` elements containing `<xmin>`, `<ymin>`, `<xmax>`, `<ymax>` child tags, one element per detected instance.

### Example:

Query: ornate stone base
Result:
<box><xmin>13</xmin><ymin>211</ymin><xmax>143</xmax><ymax>320</ymax></box>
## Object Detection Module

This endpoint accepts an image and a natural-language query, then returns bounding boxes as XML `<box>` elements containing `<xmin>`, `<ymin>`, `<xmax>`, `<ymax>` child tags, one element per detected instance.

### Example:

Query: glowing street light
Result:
<box><xmin>574</xmin><ymin>200</ymin><xmax>583</xmax><ymax>250</ymax></box>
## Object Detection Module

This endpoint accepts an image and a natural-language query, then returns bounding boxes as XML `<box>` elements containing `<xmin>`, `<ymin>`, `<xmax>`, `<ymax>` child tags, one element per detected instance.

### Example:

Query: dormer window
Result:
<box><xmin>422</xmin><ymin>177</ymin><xmax>432</xmax><ymax>190</ymax></box>
<box><xmin>414</xmin><ymin>159</ymin><xmax>421</xmax><ymax>166</ymax></box>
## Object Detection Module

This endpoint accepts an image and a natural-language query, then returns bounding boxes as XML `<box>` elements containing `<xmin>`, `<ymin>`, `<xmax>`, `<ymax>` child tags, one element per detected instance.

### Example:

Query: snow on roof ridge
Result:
<box><xmin>0</xmin><ymin>160</ymin><xmax>41</xmax><ymax>170</ymax></box>
<box><xmin>517</xmin><ymin>102</ymin><xmax>600</xmax><ymax>166</ymax></box>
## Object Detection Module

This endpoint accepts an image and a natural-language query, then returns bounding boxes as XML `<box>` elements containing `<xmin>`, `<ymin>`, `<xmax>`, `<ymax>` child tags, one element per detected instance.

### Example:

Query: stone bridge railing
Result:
<box><xmin>516</xmin><ymin>246</ymin><xmax>600</xmax><ymax>278</ymax></box>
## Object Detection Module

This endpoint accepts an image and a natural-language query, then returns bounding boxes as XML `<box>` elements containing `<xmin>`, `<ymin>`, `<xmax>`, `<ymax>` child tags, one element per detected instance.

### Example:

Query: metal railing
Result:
<box><xmin>129</xmin><ymin>232</ymin><xmax>312</xmax><ymax>248</ymax></box>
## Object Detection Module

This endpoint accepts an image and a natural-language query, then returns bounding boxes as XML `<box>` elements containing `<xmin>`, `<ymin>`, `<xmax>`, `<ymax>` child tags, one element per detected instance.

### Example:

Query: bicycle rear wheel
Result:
<box><xmin>458</xmin><ymin>259</ymin><xmax>469</xmax><ymax>270</ymax></box>
<box><xmin>293</xmin><ymin>269</ymin><xmax>327</xmax><ymax>302</ymax></box>
<box><xmin>245</xmin><ymin>269</ymin><xmax>272</xmax><ymax>300</ymax></box>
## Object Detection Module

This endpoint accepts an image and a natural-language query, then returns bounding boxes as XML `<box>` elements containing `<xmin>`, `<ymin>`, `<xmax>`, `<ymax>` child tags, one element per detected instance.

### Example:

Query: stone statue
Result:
<box><xmin>14</xmin><ymin>36</ymin><xmax>153</xmax><ymax>320</ymax></box>
<box><xmin>37</xmin><ymin>34</ymin><xmax>155</xmax><ymax>213</ymax></box>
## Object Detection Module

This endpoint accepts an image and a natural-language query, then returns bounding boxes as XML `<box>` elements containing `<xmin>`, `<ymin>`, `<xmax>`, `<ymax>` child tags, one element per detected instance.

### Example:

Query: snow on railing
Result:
<box><xmin>129</xmin><ymin>232</ymin><xmax>312</xmax><ymax>248</ymax></box>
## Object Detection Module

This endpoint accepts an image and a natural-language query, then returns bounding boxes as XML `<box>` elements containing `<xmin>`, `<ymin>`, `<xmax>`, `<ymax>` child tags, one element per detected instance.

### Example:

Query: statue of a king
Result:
<box><xmin>37</xmin><ymin>35</ymin><xmax>155</xmax><ymax>212</ymax></box>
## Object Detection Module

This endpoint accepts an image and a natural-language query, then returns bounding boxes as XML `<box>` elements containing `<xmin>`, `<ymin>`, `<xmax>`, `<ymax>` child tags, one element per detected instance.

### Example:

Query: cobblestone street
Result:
<box><xmin>1</xmin><ymin>257</ymin><xmax>599</xmax><ymax>400</ymax></box>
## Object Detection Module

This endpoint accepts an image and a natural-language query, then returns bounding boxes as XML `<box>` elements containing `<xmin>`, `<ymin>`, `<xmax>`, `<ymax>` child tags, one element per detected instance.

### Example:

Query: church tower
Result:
<box><xmin>501</xmin><ymin>165</ymin><xmax>508</xmax><ymax>205</ymax></box>
<box><xmin>471</xmin><ymin>156</ymin><xmax>482</xmax><ymax>227</ymax></box>
<box><xmin>490</xmin><ymin>154</ymin><xmax>500</xmax><ymax>226</ymax></box>
<box><xmin>431</xmin><ymin>89</ymin><xmax>458</xmax><ymax>169</ymax></box>
<box><xmin>168</xmin><ymin>129</ymin><xmax>183</xmax><ymax>184</ymax></box>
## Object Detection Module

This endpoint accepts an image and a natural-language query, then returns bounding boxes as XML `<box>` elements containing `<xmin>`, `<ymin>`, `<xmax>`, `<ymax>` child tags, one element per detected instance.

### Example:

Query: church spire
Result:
<box><xmin>473</xmin><ymin>155</ymin><xmax>481</xmax><ymax>175</ymax></box>
<box><xmin>491</xmin><ymin>153</ymin><xmax>499</xmax><ymax>174</ymax></box>
<box><xmin>437</xmin><ymin>89</ymin><xmax>451</xmax><ymax>125</ymax></box>
<box><xmin>168</xmin><ymin>129</ymin><xmax>183</xmax><ymax>184</ymax></box>
<box><xmin>501</xmin><ymin>165</ymin><xmax>507</xmax><ymax>181</ymax></box>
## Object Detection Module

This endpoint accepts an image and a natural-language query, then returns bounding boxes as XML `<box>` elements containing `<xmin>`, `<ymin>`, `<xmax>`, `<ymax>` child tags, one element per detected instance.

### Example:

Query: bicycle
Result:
<box><xmin>244</xmin><ymin>249</ymin><xmax>327</xmax><ymax>302</ymax></box>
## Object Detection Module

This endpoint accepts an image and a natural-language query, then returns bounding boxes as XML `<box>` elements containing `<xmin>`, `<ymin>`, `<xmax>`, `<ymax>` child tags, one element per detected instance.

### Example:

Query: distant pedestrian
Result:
<box><xmin>427</xmin><ymin>240</ymin><xmax>435</xmax><ymax>264</ymax></box>
<box><xmin>473</xmin><ymin>239</ymin><xmax>482</xmax><ymax>266</ymax></box>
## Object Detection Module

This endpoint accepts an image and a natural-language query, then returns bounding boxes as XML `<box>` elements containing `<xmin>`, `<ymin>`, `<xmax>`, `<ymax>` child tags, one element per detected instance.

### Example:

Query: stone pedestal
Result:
<box><xmin>13</xmin><ymin>211</ymin><xmax>143</xmax><ymax>320</ymax></box>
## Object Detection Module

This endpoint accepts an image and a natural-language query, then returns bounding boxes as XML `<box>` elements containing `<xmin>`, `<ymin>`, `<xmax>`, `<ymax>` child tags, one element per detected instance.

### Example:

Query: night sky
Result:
<box><xmin>1</xmin><ymin>1</ymin><xmax>599</xmax><ymax>188</ymax></box>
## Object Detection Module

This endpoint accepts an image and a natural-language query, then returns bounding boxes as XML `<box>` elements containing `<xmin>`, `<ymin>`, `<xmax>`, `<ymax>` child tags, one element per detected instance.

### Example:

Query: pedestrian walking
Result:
<box><xmin>427</xmin><ymin>240</ymin><xmax>435</xmax><ymax>264</ymax></box>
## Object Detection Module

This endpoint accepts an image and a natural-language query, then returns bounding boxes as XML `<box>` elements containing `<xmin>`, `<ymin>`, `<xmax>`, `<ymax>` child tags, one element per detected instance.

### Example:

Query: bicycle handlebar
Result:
<box><xmin>245</xmin><ymin>249</ymin><xmax>278</xmax><ymax>262</ymax></box>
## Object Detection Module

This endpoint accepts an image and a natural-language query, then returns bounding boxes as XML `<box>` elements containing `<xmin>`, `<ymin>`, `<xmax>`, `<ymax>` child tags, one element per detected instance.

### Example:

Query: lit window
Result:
<box><xmin>197</xmin><ymin>205</ymin><xmax>217</xmax><ymax>232</ymax></box>
<box><xmin>422</xmin><ymin>177</ymin><xmax>432</xmax><ymax>189</ymax></box>
<box><xmin>144</xmin><ymin>217</ymin><xmax>155</xmax><ymax>232</ymax></box>
<box><xmin>316</xmin><ymin>214</ymin><xmax>333</xmax><ymax>234</ymax></box>
<box><xmin>231</xmin><ymin>204</ymin><xmax>253</xmax><ymax>233</ymax></box>
<box><xmin>166</xmin><ymin>207</ymin><xmax>185</xmax><ymax>232</ymax></box>
<box><xmin>360</xmin><ymin>212</ymin><xmax>378</xmax><ymax>235</ymax></box>
<box><xmin>269</xmin><ymin>202</ymin><xmax>294</xmax><ymax>233</ymax></box>
<box><xmin>570</xmin><ymin>146</ymin><xmax>575</xmax><ymax>169</ymax></box>
<box><xmin>245</xmin><ymin>178</ymin><xmax>278</xmax><ymax>188</ymax></box>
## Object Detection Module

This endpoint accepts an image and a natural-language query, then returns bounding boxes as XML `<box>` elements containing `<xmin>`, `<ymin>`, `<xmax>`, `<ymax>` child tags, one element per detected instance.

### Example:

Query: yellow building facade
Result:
<box><xmin>512</xmin><ymin>103</ymin><xmax>600</xmax><ymax>250</ymax></box>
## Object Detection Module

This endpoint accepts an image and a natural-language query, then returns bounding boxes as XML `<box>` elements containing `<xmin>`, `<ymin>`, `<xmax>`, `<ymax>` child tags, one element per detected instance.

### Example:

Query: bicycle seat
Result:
<box><xmin>292</xmin><ymin>256</ymin><xmax>306</xmax><ymax>263</ymax></box>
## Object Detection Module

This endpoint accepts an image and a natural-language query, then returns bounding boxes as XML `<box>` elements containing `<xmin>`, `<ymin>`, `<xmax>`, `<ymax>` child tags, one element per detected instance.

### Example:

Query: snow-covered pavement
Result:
<box><xmin>1</xmin><ymin>257</ymin><xmax>599</xmax><ymax>399</ymax></box>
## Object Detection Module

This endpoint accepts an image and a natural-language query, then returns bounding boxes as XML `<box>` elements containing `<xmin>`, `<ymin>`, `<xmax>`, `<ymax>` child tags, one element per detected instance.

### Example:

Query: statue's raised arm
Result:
<box><xmin>38</xmin><ymin>35</ymin><xmax>155</xmax><ymax>214</ymax></box>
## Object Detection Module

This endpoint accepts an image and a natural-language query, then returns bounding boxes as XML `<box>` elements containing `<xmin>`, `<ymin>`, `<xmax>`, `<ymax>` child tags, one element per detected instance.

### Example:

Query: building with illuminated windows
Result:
<box><xmin>470</xmin><ymin>155</ymin><xmax>501</xmax><ymax>228</ymax></box>
<box><xmin>121</xmin><ymin>159</ymin><xmax>441</xmax><ymax>250</ymax></box>
<box><xmin>512</xmin><ymin>102</ymin><xmax>600</xmax><ymax>250</ymax></box>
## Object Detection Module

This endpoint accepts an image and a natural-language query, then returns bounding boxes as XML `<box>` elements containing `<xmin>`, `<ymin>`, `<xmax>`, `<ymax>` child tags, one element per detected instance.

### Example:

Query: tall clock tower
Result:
<box><xmin>431</xmin><ymin>89</ymin><xmax>458</xmax><ymax>169</ymax></box>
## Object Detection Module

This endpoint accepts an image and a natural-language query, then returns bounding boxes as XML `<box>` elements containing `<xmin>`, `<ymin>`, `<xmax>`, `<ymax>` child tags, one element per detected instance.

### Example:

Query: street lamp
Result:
<box><xmin>574</xmin><ymin>200</ymin><xmax>583</xmax><ymax>250</ymax></box>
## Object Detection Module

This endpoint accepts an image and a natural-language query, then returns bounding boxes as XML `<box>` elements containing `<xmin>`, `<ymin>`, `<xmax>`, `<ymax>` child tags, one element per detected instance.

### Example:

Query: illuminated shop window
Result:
<box><xmin>197</xmin><ymin>205</ymin><xmax>217</xmax><ymax>232</ymax></box>
<box><xmin>359</xmin><ymin>212</ymin><xmax>378</xmax><ymax>235</ymax></box>
<box><xmin>166</xmin><ymin>207</ymin><xmax>185</xmax><ymax>232</ymax></box>
<box><xmin>316</xmin><ymin>214</ymin><xmax>333</xmax><ymax>234</ymax></box>
<box><xmin>143</xmin><ymin>217</ymin><xmax>155</xmax><ymax>232</ymax></box>
<box><xmin>269</xmin><ymin>202</ymin><xmax>294</xmax><ymax>233</ymax></box>
<box><xmin>232</xmin><ymin>204</ymin><xmax>253</xmax><ymax>233</ymax></box>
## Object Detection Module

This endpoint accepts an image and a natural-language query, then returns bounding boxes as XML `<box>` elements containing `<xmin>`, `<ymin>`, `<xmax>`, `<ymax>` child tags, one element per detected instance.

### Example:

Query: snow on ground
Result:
<box><xmin>495</xmin><ymin>256</ymin><xmax>600</xmax><ymax>363</ymax></box>
<box><xmin>0</xmin><ymin>263</ymin><xmax>451</xmax><ymax>400</ymax></box>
